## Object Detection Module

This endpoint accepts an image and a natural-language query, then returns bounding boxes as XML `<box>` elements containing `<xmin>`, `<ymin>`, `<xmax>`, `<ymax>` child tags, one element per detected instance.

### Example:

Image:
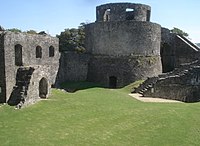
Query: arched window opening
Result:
<box><xmin>146</xmin><ymin>10</ymin><xmax>151</xmax><ymax>21</ymax></box>
<box><xmin>109</xmin><ymin>76</ymin><xmax>117</xmax><ymax>88</ymax></box>
<box><xmin>126</xmin><ymin>8</ymin><xmax>134</xmax><ymax>20</ymax></box>
<box><xmin>39</xmin><ymin>78</ymin><xmax>48</xmax><ymax>99</ymax></box>
<box><xmin>15</xmin><ymin>44</ymin><xmax>23</xmax><ymax>66</ymax></box>
<box><xmin>36</xmin><ymin>46</ymin><xmax>42</xmax><ymax>58</ymax></box>
<box><xmin>49</xmin><ymin>46</ymin><xmax>55</xmax><ymax>57</ymax></box>
<box><xmin>103</xmin><ymin>9</ymin><xmax>111</xmax><ymax>21</ymax></box>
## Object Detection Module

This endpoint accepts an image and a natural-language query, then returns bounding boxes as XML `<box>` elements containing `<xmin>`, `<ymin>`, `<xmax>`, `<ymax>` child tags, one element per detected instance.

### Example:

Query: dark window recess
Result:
<box><xmin>36</xmin><ymin>46</ymin><xmax>42</xmax><ymax>58</ymax></box>
<box><xmin>49</xmin><ymin>46</ymin><xmax>55</xmax><ymax>57</ymax></box>
<box><xmin>126</xmin><ymin>8</ymin><xmax>134</xmax><ymax>20</ymax></box>
<box><xmin>15</xmin><ymin>44</ymin><xmax>23</xmax><ymax>66</ymax></box>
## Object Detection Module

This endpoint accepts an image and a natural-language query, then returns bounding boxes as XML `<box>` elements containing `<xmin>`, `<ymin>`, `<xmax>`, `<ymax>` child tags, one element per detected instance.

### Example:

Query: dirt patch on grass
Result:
<box><xmin>129</xmin><ymin>93</ymin><xmax>182</xmax><ymax>103</ymax></box>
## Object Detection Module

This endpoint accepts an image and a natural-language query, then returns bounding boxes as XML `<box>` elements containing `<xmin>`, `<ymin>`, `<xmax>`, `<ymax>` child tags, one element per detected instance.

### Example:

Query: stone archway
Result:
<box><xmin>109</xmin><ymin>76</ymin><xmax>117</xmax><ymax>88</ymax></box>
<box><xmin>39</xmin><ymin>78</ymin><xmax>48</xmax><ymax>98</ymax></box>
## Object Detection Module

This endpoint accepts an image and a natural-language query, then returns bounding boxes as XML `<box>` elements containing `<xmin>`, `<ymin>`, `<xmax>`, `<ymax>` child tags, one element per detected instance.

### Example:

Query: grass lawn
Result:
<box><xmin>1</xmin><ymin>81</ymin><xmax>200</xmax><ymax>146</ymax></box>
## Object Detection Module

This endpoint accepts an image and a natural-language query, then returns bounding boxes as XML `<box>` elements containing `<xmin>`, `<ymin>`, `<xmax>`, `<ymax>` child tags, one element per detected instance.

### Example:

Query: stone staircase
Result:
<box><xmin>132</xmin><ymin>60</ymin><xmax>200</xmax><ymax>97</ymax></box>
<box><xmin>8</xmin><ymin>67</ymin><xmax>34</xmax><ymax>107</ymax></box>
<box><xmin>132</xmin><ymin>77</ymin><xmax>158</xmax><ymax>94</ymax></box>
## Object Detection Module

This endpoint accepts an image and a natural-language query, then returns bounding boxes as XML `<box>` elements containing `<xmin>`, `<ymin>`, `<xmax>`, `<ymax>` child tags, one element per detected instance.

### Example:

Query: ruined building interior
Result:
<box><xmin>0</xmin><ymin>2</ymin><xmax>200</xmax><ymax>107</ymax></box>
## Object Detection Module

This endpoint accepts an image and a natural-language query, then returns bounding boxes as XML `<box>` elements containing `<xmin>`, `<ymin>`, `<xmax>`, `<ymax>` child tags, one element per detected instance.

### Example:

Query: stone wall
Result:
<box><xmin>96</xmin><ymin>3</ymin><xmax>151</xmax><ymax>22</ymax></box>
<box><xmin>87</xmin><ymin>55</ymin><xmax>162</xmax><ymax>88</ymax></box>
<box><xmin>134</xmin><ymin>61</ymin><xmax>200</xmax><ymax>102</ymax></box>
<box><xmin>56</xmin><ymin>51</ymin><xmax>90</xmax><ymax>85</ymax></box>
<box><xmin>161</xmin><ymin>28</ymin><xmax>200</xmax><ymax>73</ymax></box>
<box><xmin>3</xmin><ymin>31</ymin><xmax>59</xmax><ymax>102</ymax></box>
<box><xmin>174</xmin><ymin>35</ymin><xmax>200</xmax><ymax>66</ymax></box>
<box><xmin>85</xmin><ymin>21</ymin><xmax>161</xmax><ymax>56</ymax></box>
<box><xmin>85</xmin><ymin>16</ymin><xmax>162</xmax><ymax>87</ymax></box>
<box><xmin>0</xmin><ymin>32</ymin><xmax>6</xmax><ymax>103</ymax></box>
<box><xmin>24</xmin><ymin>65</ymin><xmax>57</xmax><ymax>106</ymax></box>
<box><xmin>146</xmin><ymin>66</ymin><xmax>200</xmax><ymax>102</ymax></box>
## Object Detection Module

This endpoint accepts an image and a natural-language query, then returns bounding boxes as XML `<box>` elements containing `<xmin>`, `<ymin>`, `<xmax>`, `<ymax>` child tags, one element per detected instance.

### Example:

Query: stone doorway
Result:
<box><xmin>39</xmin><ymin>78</ymin><xmax>48</xmax><ymax>98</ymax></box>
<box><xmin>109</xmin><ymin>76</ymin><xmax>117</xmax><ymax>88</ymax></box>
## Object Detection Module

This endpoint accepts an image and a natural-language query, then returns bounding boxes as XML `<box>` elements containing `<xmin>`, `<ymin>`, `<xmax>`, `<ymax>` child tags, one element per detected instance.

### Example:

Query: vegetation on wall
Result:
<box><xmin>136</xmin><ymin>56</ymin><xmax>158</xmax><ymax>67</ymax></box>
<box><xmin>26</xmin><ymin>30</ymin><xmax>37</xmax><ymax>34</ymax></box>
<box><xmin>6</xmin><ymin>28</ymin><xmax>45</xmax><ymax>35</ymax></box>
<box><xmin>170</xmin><ymin>27</ymin><xmax>189</xmax><ymax>37</ymax></box>
<box><xmin>57</xmin><ymin>23</ymin><xmax>86</xmax><ymax>53</ymax></box>
<box><xmin>7</xmin><ymin>28</ymin><xmax>22</xmax><ymax>33</ymax></box>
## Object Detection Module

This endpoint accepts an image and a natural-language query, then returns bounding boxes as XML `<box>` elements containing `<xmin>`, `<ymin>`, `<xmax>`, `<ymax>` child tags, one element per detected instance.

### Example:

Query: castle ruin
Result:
<box><xmin>59</xmin><ymin>3</ymin><xmax>162</xmax><ymax>88</ymax></box>
<box><xmin>0</xmin><ymin>2</ymin><xmax>200</xmax><ymax>106</ymax></box>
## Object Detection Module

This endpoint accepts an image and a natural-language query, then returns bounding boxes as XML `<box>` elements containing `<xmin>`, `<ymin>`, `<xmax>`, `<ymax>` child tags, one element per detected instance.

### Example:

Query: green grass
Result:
<box><xmin>1</xmin><ymin>81</ymin><xmax>200</xmax><ymax>146</ymax></box>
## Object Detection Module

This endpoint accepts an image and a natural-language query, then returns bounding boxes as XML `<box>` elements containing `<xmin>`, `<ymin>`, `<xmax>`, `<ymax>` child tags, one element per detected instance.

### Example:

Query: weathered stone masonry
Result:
<box><xmin>58</xmin><ymin>2</ymin><xmax>200</xmax><ymax>102</ymax></box>
<box><xmin>85</xmin><ymin>3</ymin><xmax>162</xmax><ymax>88</ymax></box>
<box><xmin>58</xmin><ymin>3</ymin><xmax>162</xmax><ymax>88</ymax></box>
<box><xmin>1</xmin><ymin>2</ymin><xmax>200</xmax><ymax>106</ymax></box>
<box><xmin>0</xmin><ymin>31</ymin><xmax>59</xmax><ymax>106</ymax></box>
<box><xmin>0</xmin><ymin>32</ymin><xmax>6</xmax><ymax>103</ymax></box>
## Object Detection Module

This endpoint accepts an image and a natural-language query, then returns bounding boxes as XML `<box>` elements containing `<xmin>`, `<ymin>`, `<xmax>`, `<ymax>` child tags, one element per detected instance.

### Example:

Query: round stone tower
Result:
<box><xmin>85</xmin><ymin>3</ymin><xmax>162</xmax><ymax>88</ymax></box>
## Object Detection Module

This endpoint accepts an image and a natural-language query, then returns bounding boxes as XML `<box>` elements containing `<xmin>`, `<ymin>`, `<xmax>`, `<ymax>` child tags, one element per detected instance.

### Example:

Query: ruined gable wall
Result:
<box><xmin>4</xmin><ymin>32</ymin><xmax>59</xmax><ymax>102</ymax></box>
<box><xmin>161</xmin><ymin>28</ymin><xmax>200</xmax><ymax>73</ymax></box>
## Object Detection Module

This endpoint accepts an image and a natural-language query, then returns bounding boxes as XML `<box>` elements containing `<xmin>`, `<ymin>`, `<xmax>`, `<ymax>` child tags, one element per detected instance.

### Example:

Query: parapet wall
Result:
<box><xmin>85</xmin><ymin>21</ymin><xmax>161</xmax><ymax>56</ymax></box>
<box><xmin>96</xmin><ymin>3</ymin><xmax>151</xmax><ymax>22</ymax></box>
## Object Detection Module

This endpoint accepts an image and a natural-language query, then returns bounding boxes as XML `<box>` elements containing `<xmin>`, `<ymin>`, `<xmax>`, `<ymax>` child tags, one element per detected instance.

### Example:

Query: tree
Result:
<box><xmin>26</xmin><ymin>30</ymin><xmax>37</xmax><ymax>34</ymax></box>
<box><xmin>170</xmin><ymin>27</ymin><xmax>189</xmax><ymax>37</ymax></box>
<box><xmin>57</xmin><ymin>23</ymin><xmax>86</xmax><ymax>53</ymax></box>
<box><xmin>7</xmin><ymin>28</ymin><xmax>22</xmax><ymax>33</ymax></box>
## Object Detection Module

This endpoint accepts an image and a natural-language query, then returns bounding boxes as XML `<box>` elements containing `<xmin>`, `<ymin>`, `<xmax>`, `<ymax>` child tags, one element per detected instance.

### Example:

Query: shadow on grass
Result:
<box><xmin>60</xmin><ymin>81</ymin><xmax>105</xmax><ymax>93</ymax></box>
<box><xmin>59</xmin><ymin>80</ymin><xmax>144</xmax><ymax>93</ymax></box>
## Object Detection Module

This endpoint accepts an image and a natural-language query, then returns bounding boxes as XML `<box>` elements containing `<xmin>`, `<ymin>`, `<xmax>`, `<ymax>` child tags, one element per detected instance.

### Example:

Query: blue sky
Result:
<box><xmin>0</xmin><ymin>0</ymin><xmax>199</xmax><ymax>42</ymax></box>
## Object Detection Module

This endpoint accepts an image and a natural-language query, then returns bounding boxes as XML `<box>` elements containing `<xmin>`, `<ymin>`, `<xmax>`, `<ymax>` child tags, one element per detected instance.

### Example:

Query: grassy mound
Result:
<box><xmin>0</xmin><ymin>81</ymin><xmax>200</xmax><ymax>146</ymax></box>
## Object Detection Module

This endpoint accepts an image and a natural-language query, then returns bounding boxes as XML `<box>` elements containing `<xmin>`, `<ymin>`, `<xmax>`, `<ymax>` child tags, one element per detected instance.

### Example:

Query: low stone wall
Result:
<box><xmin>137</xmin><ymin>63</ymin><xmax>200</xmax><ymax>102</ymax></box>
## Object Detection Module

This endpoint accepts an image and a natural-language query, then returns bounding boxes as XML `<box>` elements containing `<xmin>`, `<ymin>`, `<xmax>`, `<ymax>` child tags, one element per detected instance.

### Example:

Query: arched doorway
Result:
<box><xmin>39</xmin><ymin>78</ymin><xmax>48</xmax><ymax>98</ymax></box>
<box><xmin>109</xmin><ymin>76</ymin><xmax>117</xmax><ymax>88</ymax></box>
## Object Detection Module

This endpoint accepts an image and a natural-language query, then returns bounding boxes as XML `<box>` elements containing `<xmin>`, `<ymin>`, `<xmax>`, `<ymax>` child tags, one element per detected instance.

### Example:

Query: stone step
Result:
<box><xmin>138</xmin><ymin>91</ymin><xmax>143</xmax><ymax>94</ymax></box>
